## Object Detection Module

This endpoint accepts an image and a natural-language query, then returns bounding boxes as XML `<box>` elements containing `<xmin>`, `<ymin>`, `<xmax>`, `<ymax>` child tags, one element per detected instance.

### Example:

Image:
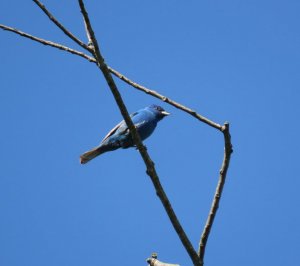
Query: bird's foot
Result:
<box><xmin>135</xmin><ymin>145</ymin><xmax>147</xmax><ymax>151</ymax></box>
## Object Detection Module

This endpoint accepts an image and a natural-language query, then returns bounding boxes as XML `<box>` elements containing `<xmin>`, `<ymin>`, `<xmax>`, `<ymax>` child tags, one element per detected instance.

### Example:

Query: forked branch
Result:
<box><xmin>32</xmin><ymin>0</ymin><xmax>92</xmax><ymax>52</ymax></box>
<box><xmin>0</xmin><ymin>1</ymin><xmax>233</xmax><ymax>265</ymax></box>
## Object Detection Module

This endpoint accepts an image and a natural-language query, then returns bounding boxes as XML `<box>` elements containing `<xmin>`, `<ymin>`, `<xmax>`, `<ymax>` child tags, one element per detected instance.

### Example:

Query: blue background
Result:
<box><xmin>1</xmin><ymin>1</ymin><xmax>299</xmax><ymax>265</ymax></box>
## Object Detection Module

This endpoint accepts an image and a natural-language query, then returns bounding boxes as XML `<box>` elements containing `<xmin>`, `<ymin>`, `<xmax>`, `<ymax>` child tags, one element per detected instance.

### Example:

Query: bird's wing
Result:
<box><xmin>100</xmin><ymin>112</ymin><xmax>139</xmax><ymax>143</ymax></box>
<box><xmin>100</xmin><ymin>120</ymin><xmax>124</xmax><ymax>143</ymax></box>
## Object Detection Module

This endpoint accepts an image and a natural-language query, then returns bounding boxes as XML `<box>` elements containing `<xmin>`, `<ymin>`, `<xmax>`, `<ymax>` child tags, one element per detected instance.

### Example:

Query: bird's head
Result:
<box><xmin>148</xmin><ymin>104</ymin><xmax>170</xmax><ymax>120</ymax></box>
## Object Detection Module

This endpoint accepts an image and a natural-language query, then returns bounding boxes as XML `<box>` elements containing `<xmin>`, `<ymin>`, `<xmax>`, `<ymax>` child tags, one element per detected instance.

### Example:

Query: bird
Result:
<box><xmin>80</xmin><ymin>104</ymin><xmax>170</xmax><ymax>164</ymax></box>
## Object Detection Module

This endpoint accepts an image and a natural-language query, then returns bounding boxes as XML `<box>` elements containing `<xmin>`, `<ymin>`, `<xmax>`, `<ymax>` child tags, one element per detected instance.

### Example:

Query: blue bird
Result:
<box><xmin>80</xmin><ymin>104</ymin><xmax>170</xmax><ymax>164</ymax></box>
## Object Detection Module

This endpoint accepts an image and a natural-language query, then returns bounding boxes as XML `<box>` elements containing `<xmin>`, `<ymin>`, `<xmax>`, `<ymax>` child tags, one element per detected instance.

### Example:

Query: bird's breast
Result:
<box><xmin>137</xmin><ymin>120</ymin><xmax>157</xmax><ymax>141</ymax></box>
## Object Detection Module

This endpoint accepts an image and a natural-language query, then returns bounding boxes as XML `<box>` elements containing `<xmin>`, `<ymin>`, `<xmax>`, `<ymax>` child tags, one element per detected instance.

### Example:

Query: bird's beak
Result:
<box><xmin>161</xmin><ymin>111</ymin><xmax>170</xmax><ymax>116</ymax></box>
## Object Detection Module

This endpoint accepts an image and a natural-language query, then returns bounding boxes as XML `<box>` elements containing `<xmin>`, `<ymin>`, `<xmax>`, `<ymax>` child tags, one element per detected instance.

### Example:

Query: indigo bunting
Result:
<box><xmin>80</xmin><ymin>104</ymin><xmax>170</xmax><ymax>164</ymax></box>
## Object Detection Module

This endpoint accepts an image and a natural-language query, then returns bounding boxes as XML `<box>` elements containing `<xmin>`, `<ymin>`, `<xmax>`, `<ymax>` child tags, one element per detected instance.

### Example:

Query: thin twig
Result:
<box><xmin>0</xmin><ymin>24</ymin><xmax>95</xmax><ymax>63</ymax></box>
<box><xmin>77</xmin><ymin>1</ymin><xmax>201</xmax><ymax>266</ymax></box>
<box><xmin>32</xmin><ymin>0</ymin><xmax>92</xmax><ymax>52</ymax></box>
<box><xmin>83</xmin><ymin>18</ymin><xmax>93</xmax><ymax>46</ymax></box>
<box><xmin>108</xmin><ymin>67</ymin><xmax>222</xmax><ymax>131</ymax></box>
<box><xmin>198</xmin><ymin>122</ymin><xmax>233</xmax><ymax>265</ymax></box>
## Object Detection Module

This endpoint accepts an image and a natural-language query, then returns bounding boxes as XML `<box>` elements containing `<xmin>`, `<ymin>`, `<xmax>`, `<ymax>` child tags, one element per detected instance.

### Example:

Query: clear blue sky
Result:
<box><xmin>1</xmin><ymin>1</ymin><xmax>299</xmax><ymax>266</ymax></box>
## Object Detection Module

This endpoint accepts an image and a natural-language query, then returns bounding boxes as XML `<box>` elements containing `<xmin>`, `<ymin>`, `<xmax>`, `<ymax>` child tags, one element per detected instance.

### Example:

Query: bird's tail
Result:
<box><xmin>80</xmin><ymin>145</ymin><xmax>108</xmax><ymax>164</ymax></box>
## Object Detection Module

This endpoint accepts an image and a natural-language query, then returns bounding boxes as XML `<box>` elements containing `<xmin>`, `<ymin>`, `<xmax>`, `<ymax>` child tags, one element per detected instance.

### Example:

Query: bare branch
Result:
<box><xmin>32</xmin><ymin>0</ymin><xmax>92</xmax><ymax>52</ymax></box>
<box><xmin>0</xmin><ymin>24</ymin><xmax>95</xmax><ymax>63</ymax></box>
<box><xmin>198</xmin><ymin>122</ymin><xmax>233</xmax><ymax>264</ymax></box>
<box><xmin>2</xmin><ymin>3</ymin><xmax>234</xmax><ymax>265</ymax></box>
<box><xmin>77</xmin><ymin>1</ymin><xmax>201</xmax><ymax>266</ymax></box>
<box><xmin>108</xmin><ymin>67</ymin><xmax>222</xmax><ymax>131</ymax></box>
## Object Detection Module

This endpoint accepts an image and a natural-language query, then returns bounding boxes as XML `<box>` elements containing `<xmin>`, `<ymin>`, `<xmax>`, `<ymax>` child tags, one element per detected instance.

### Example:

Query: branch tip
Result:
<box><xmin>221</xmin><ymin>122</ymin><xmax>230</xmax><ymax>132</ymax></box>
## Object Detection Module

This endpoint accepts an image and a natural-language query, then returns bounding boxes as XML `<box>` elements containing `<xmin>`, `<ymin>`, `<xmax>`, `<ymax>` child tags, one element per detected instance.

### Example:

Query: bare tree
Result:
<box><xmin>0</xmin><ymin>1</ymin><xmax>233</xmax><ymax>265</ymax></box>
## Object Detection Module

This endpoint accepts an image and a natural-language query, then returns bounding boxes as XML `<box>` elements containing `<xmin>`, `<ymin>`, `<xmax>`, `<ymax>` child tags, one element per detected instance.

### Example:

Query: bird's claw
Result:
<box><xmin>135</xmin><ymin>145</ymin><xmax>147</xmax><ymax>151</ymax></box>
